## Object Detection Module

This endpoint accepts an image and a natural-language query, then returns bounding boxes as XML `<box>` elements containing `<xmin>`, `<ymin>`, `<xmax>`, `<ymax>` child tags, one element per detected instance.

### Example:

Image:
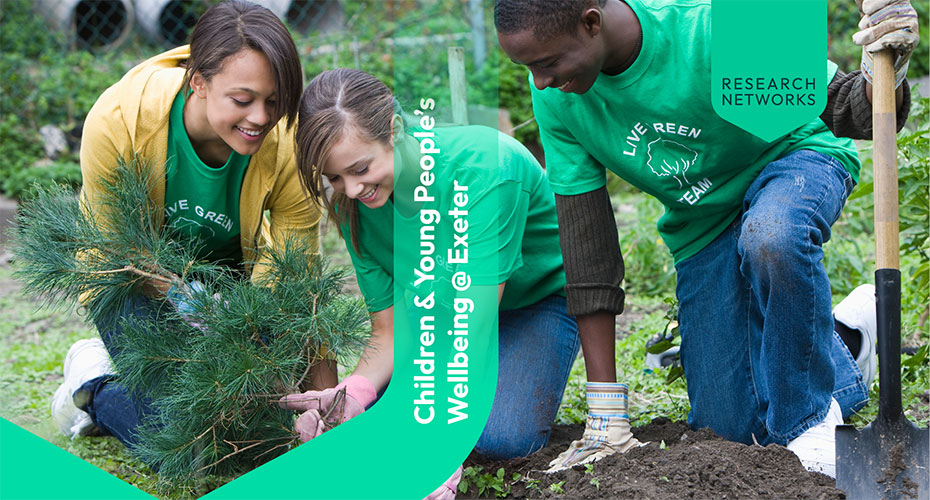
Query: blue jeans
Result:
<box><xmin>675</xmin><ymin>150</ymin><xmax>868</xmax><ymax>446</ymax></box>
<box><xmin>472</xmin><ymin>295</ymin><xmax>580</xmax><ymax>459</ymax></box>
<box><xmin>77</xmin><ymin>294</ymin><xmax>161</xmax><ymax>449</ymax></box>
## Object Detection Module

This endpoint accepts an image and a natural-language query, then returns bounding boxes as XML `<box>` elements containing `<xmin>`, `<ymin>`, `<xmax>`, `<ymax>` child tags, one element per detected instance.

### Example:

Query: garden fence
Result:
<box><xmin>31</xmin><ymin>0</ymin><xmax>878</xmax><ymax>83</ymax></box>
<box><xmin>35</xmin><ymin>0</ymin><xmax>343</xmax><ymax>50</ymax></box>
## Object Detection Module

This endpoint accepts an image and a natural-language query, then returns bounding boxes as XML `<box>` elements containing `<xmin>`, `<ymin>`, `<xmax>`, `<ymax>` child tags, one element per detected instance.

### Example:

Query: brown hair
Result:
<box><xmin>295</xmin><ymin>69</ymin><xmax>395</xmax><ymax>253</ymax></box>
<box><xmin>183</xmin><ymin>0</ymin><xmax>302</xmax><ymax>128</ymax></box>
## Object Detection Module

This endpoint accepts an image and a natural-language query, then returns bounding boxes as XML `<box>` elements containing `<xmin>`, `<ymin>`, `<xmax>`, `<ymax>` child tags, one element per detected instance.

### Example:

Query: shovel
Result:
<box><xmin>834</xmin><ymin>49</ymin><xmax>930</xmax><ymax>500</ymax></box>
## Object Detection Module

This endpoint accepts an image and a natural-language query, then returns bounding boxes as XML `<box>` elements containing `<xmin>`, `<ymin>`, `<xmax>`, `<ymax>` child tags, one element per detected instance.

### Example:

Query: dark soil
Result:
<box><xmin>463</xmin><ymin>417</ymin><xmax>846</xmax><ymax>499</ymax></box>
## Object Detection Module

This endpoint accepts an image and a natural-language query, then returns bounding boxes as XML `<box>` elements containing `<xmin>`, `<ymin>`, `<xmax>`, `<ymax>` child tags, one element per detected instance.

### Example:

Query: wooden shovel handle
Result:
<box><xmin>872</xmin><ymin>49</ymin><xmax>899</xmax><ymax>270</ymax></box>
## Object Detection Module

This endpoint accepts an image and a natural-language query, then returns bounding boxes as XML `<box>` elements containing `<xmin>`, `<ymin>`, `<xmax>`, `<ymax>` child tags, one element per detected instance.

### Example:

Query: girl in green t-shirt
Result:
<box><xmin>282</xmin><ymin>69</ymin><xmax>639</xmax><ymax>470</ymax></box>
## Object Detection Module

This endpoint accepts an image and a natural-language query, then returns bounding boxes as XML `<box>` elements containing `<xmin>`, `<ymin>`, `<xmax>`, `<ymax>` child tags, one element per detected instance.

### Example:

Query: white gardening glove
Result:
<box><xmin>546</xmin><ymin>382</ymin><xmax>644</xmax><ymax>473</ymax></box>
<box><xmin>854</xmin><ymin>0</ymin><xmax>919</xmax><ymax>88</ymax></box>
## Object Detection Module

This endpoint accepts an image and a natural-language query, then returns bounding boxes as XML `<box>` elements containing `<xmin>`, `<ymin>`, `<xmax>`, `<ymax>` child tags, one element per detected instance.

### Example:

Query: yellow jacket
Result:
<box><xmin>79</xmin><ymin>46</ymin><xmax>320</xmax><ymax>281</ymax></box>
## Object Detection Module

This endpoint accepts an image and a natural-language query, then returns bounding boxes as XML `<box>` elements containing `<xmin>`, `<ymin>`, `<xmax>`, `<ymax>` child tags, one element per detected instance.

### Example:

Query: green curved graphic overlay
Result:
<box><xmin>218</xmin><ymin>127</ymin><xmax>501</xmax><ymax>499</ymax></box>
<box><xmin>712</xmin><ymin>0</ymin><xmax>827</xmax><ymax>142</ymax></box>
<box><xmin>211</xmin><ymin>5</ymin><xmax>503</xmax><ymax>497</ymax></box>
<box><xmin>1</xmin><ymin>418</ymin><xmax>153</xmax><ymax>500</ymax></box>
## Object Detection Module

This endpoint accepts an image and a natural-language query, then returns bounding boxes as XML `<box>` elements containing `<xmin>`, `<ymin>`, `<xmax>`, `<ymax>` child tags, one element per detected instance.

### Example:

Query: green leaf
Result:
<box><xmin>647</xmin><ymin>339</ymin><xmax>676</xmax><ymax>354</ymax></box>
<box><xmin>848</xmin><ymin>181</ymin><xmax>874</xmax><ymax>200</ymax></box>
<box><xmin>666</xmin><ymin>364</ymin><xmax>686</xmax><ymax>384</ymax></box>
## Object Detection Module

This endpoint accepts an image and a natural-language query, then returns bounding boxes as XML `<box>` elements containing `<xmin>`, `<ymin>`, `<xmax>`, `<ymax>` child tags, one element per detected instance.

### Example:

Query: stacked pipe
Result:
<box><xmin>35</xmin><ymin>0</ymin><xmax>344</xmax><ymax>51</ymax></box>
<box><xmin>134</xmin><ymin>0</ymin><xmax>290</xmax><ymax>46</ymax></box>
<box><xmin>36</xmin><ymin>0</ymin><xmax>135</xmax><ymax>51</ymax></box>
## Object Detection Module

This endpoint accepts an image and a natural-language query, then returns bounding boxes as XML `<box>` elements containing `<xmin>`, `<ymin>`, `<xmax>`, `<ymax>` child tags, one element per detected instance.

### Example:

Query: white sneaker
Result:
<box><xmin>50</xmin><ymin>338</ymin><xmax>113</xmax><ymax>438</ymax></box>
<box><xmin>787</xmin><ymin>398</ymin><xmax>843</xmax><ymax>477</ymax></box>
<box><xmin>833</xmin><ymin>284</ymin><xmax>877</xmax><ymax>388</ymax></box>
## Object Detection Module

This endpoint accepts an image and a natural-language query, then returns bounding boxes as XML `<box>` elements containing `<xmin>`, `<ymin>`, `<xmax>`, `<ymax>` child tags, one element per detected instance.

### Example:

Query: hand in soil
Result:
<box><xmin>546</xmin><ymin>415</ymin><xmax>644</xmax><ymax>473</ymax></box>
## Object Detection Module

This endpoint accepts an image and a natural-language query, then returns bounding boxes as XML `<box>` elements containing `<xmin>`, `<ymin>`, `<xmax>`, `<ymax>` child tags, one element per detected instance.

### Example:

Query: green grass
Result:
<box><xmin>0</xmin><ymin>265</ymin><xmax>171</xmax><ymax>496</ymax></box>
<box><xmin>0</xmin><ymin>264</ymin><xmax>216</xmax><ymax>497</ymax></box>
<box><xmin>0</xmin><ymin>266</ymin><xmax>94</xmax><ymax>431</ymax></box>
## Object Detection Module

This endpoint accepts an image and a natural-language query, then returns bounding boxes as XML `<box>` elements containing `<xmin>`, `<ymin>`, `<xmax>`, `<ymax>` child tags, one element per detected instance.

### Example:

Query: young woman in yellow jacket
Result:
<box><xmin>51</xmin><ymin>0</ymin><xmax>324</xmax><ymax>450</ymax></box>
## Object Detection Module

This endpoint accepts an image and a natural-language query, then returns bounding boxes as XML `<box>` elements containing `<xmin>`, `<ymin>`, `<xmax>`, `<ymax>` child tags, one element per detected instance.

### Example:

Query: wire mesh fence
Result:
<box><xmin>35</xmin><ymin>0</ymin><xmax>343</xmax><ymax>51</ymax></box>
<box><xmin>29</xmin><ymin>0</ymin><xmax>498</xmax><ymax>121</ymax></box>
<box><xmin>32</xmin><ymin>0</ymin><xmax>927</xmax><ymax>78</ymax></box>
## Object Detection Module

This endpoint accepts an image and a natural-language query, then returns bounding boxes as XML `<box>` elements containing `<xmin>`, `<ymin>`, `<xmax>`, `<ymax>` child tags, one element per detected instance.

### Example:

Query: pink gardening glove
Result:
<box><xmin>423</xmin><ymin>465</ymin><xmax>462</xmax><ymax>500</ymax></box>
<box><xmin>279</xmin><ymin>374</ymin><xmax>377</xmax><ymax>443</ymax></box>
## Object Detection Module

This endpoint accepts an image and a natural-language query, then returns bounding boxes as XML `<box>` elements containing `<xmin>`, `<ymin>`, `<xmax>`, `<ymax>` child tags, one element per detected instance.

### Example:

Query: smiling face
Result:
<box><xmin>322</xmin><ymin>126</ymin><xmax>395</xmax><ymax>209</ymax></box>
<box><xmin>188</xmin><ymin>48</ymin><xmax>279</xmax><ymax>161</ymax></box>
<box><xmin>498</xmin><ymin>24</ymin><xmax>607</xmax><ymax>94</ymax></box>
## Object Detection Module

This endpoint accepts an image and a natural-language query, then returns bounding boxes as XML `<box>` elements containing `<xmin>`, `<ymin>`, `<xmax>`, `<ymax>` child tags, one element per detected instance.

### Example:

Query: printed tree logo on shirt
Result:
<box><xmin>646</xmin><ymin>139</ymin><xmax>699</xmax><ymax>189</ymax></box>
<box><xmin>171</xmin><ymin>217</ymin><xmax>216</xmax><ymax>238</ymax></box>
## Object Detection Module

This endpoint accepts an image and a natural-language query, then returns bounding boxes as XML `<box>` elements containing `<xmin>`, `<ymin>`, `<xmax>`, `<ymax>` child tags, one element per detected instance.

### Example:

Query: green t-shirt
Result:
<box><xmin>342</xmin><ymin>125</ymin><xmax>566</xmax><ymax>313</ymax></box>
<box><xmin>164</xmin><ymin>92</ymin><xmax>249</xmax><ymax>264</ymax></box>
<box><xmin>531</xmin><ymin>0</ymin><xmax>860</xmax><ymax>263</ymax></box>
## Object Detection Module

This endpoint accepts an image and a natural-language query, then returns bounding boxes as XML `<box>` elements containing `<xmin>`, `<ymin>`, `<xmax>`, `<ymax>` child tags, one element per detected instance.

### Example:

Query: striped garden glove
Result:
<box><xmin>546</xmin><ymin>382</ymin><xmax>643</xmax><ymax>473</ymax></box>
<box><xmin>854</xmin><ymin>0</ymin><xmax>919</xmax><ymax>89</ymax></box>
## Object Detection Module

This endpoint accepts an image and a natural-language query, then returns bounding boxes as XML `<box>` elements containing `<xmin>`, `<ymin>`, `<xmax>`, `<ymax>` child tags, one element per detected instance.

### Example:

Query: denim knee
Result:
<box><xmin>472</xmin><ymin>295</ymin><xmax>579</xmax><ymax>459</ymax></box>
<box><xmin>689</xmin><ymin>401</ymin><xmax>766</xmax><ymax>445</ymax></box>
<box><xmin>474</xmin><ymin>426</ymin><xmax>550</xmax><ymax>460</ymax></box>
<box><xmin>738</xmin><ymin>214</ymin><xmax>819</xmax><ymax>272</ymax></box>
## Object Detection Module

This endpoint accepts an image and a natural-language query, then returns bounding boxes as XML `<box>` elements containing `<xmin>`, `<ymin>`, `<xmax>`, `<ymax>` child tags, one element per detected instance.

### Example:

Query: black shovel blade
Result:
<box><xmin>836</xmin><ymin>418</ymin><xmax>930</xmax><ymax>500</ymax></box>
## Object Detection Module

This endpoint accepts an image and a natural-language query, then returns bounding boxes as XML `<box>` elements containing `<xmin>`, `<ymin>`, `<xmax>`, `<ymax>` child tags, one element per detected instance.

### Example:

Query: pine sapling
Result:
<box><xmin>11</xmin><ymin>156</ymin><xmax>370</xmax><ymax>485</ymax></box>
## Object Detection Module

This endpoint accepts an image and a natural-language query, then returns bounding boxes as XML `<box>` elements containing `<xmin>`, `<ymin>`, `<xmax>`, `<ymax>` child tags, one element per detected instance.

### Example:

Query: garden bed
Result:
<box><xmin>462</xmin><ymin>418</ymin><xmax>844</xmax><ymax>499</ymax></box>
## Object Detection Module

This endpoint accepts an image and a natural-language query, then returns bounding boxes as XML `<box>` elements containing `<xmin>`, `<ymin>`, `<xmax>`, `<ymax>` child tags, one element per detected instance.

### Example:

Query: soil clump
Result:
<box><xmin>464</xmin><ymin>417</ymin><xmax>845</xmax><ymax>499</ymax></box>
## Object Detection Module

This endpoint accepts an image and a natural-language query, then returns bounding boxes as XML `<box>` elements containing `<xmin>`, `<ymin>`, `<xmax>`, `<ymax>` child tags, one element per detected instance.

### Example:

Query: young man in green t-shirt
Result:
<box><xmin>495</xmin><ymin>0</ymin><xmax>918</xmax><ymax>477</ymax></box>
